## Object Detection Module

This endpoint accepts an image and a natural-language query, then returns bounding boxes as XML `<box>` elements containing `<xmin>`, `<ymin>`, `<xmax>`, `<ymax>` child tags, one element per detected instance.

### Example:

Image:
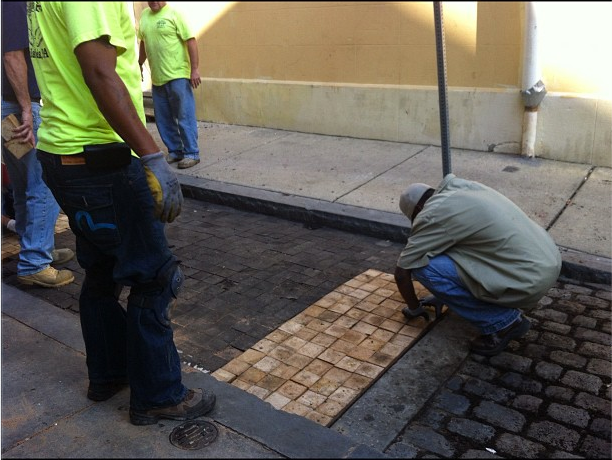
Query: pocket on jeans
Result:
<box><xmin>60</xmin><ymin>184</ymin><xmax>121</xmax><ymax>249</ymax></box>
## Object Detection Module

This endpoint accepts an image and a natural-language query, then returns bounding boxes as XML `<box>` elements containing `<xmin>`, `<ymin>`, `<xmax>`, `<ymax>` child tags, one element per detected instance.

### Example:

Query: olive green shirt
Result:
<box><xmin>397</xmin><ymin>174</ymin><xmax>562</xmax><ymax>309</ymax></box>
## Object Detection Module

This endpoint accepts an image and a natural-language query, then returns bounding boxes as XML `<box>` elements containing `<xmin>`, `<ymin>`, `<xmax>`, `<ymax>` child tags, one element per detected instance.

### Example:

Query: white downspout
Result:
<box><xmin>521</xmin><ymin>2</ymin><xmax>546</xmax><ymax>158</ymax></box>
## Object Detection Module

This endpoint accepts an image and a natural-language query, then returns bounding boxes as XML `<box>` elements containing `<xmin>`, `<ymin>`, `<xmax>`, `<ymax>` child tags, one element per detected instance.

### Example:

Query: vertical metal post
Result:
<box><xmin>433</xmin><ymin>1</ymin><xmax>452</xmax><ymax>177</ymax></box>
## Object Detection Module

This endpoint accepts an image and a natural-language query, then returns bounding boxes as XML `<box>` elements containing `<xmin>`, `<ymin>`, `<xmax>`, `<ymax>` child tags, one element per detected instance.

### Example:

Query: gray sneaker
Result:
<box><xmin>129</xmin><ymin>388</ymin><xmax>216</xmax><ymax>426</ymax></box>
<box><xmin>51</xmin><ymin>248</ymin><xmax>75</xmax><ymax>265</ymax></box>
<box><xmin>177</xmin><ymin>158</ymin><xmax>200</xmax><ymax>169</ymax></box>
<box><xmin>166</xmin><ymin>154</ymin><xmax>183</xmax><ymax>164</ymax></box>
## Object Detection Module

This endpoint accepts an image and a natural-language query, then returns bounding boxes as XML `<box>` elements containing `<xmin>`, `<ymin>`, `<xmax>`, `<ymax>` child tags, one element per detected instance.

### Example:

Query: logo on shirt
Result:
<box><xmin>27</xmin><ymin>2</ymin><xmax>49</xmax><ymax>59</ymax></box>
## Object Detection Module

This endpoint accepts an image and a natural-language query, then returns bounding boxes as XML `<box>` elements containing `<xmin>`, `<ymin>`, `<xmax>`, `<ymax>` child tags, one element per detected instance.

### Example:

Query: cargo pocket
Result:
<box><xmin>60</xmin><ymin>184</ymin><xmax>121</xmax><ymax>249</ymax></box>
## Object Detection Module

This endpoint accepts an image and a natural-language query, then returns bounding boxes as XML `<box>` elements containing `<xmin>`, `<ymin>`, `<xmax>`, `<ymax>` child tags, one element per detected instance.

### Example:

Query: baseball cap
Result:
<box><xmin>399</xmin><ymin>183</ymin><xmax>433</xmax><ymax>220</ymax></box>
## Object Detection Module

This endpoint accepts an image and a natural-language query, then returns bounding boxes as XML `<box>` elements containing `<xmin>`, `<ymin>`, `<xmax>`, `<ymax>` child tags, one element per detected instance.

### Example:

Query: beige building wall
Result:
<box><xmin>134</xmin><ymin>1</ymin><xmax>611</xmax><ymax>167</ymax></box>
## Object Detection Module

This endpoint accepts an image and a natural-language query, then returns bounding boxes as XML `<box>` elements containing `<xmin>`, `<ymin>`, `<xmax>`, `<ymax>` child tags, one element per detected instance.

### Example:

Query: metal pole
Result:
<box><xmin>433</xmin><ymin>1</ymin><xmax>452</xmax><ymax>177</ymax></box>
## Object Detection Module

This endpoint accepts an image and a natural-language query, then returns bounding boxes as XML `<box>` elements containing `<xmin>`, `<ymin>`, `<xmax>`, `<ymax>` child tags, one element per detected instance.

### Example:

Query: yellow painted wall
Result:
<box><xmin>134</xmin><ymin>2</ymin><xmax>612</xmax><ymax>166</ymax></box>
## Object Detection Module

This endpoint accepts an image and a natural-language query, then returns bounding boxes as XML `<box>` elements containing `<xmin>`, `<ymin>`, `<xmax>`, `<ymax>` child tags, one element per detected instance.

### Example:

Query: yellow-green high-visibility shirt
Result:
<box><xmin>137</xmin><ymin>4</ymin><xmax>193</xmax><ymax>86</ymax></box>
<box><xmin>28</xmin><ymin>2</ymin><xmax>145</xmax><ymax>154</ymax></box>
<box><xmin>397</xmin><ymin>174</ymin><xmax>562</xmax><ymax>309</ymax></box>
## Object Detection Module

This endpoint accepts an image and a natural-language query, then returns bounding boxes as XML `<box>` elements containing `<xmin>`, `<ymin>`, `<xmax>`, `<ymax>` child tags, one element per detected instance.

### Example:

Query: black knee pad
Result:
<box><xmin>129</xmin><ymin>259</ymin><xmax>184</xmax><ymax>309</ymax></box>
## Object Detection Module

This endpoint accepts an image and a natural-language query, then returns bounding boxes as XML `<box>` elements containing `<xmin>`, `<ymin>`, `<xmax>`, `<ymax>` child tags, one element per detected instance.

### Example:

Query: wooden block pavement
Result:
<box><xmin>212</xmin><ymin>268</ymin><xmax>446</xmax><ymax>426</ymax></box>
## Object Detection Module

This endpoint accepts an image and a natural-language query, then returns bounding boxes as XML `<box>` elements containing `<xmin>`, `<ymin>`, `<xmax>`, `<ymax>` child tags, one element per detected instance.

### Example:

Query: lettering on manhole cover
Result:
<box><xmin>169</xmin><ymin>420</ymin><xmax>218</xmax><ymax>450</ymax></box>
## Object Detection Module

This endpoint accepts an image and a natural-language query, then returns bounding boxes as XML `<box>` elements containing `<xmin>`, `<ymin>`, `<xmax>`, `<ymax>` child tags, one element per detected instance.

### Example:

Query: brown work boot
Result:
<box><xmin>51</xmin><ymin>248</ymin><xmax>75</xmax><ymax>265</ymax></box>
<box><xmin>17</xmin><ymin>266</ymin><xmax>74</xmax><ymax>288</ymax></box>
<box><xmin>129</xmin><ymin>388</ymin><xmax>216</xmax><ymax>426</ymax></box>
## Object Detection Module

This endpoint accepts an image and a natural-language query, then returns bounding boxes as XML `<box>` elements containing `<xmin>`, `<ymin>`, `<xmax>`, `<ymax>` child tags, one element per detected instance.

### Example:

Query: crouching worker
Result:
<box><xmin>394</xmin><ymin>174</ymin><xmax>561</xmax><ymax>356</ymax></box>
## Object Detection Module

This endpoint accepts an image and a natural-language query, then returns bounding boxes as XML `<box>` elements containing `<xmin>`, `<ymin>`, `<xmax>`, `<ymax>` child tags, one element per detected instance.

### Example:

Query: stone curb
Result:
<box><xmin>179</xmin><ymin>175</ymin><xmax>612</xmax><ymax>287</ymax></box>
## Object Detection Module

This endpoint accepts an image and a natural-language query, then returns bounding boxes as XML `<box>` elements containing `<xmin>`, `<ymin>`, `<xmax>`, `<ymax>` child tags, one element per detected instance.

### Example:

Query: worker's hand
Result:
<box><xmin>140</xmin><ymin>152</ymin><xmax>183</xmax><ymax>223</ymax></box>
<box><xmin>190</xmin><ymin>69</ymin><xmax>201</xmax><ymax>89</ymax></box>
<box><xmin>11</xmin><ymin>110</ymin><xmax>35</xmax><ymax>146</ymax></box>
<box><xmin>402</xmin><ymin>303</ymin><xmax>430</xmax><ymax>322</ymax></box>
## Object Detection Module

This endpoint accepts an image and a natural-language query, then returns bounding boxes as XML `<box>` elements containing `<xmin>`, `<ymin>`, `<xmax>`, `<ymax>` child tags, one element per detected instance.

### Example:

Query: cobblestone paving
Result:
<box><xmin>2</xmin><ymin>197</ymin><xmax>610</xmax><ymax>458</ymax></box>
<box><xmin>385</xmin><ymin>280</ymin><xmax>612</xmax><ymax>459</ymax></box>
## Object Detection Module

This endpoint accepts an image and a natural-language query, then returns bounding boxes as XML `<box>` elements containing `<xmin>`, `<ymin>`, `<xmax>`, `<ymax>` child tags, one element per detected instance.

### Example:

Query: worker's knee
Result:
<box><xmin>129</xmin><ymin>259</ymin><xmax>184</xmax><ymax>310</ymax></box>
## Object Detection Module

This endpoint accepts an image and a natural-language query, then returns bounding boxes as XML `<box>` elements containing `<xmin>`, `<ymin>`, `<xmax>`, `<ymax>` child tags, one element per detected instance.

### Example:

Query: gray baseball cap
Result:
<box><xmin>399</xmin><ymin>183</ymin><xmax>433</xmax><ymax>220</ymax></box>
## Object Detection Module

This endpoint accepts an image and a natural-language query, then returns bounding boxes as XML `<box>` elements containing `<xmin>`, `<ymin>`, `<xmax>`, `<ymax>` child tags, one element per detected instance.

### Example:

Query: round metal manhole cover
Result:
<box><xmin>169</xmin><ymin>420</ymin><xmax>218</xmax><ymax>450</ymax></box>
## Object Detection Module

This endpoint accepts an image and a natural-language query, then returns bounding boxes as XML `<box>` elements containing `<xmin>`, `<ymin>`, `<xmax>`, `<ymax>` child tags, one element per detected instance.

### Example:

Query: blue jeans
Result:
<box><xmin>37</xmin><ymin>150</ymin><xmax>187</xmax><ymax>410</ymax></box>
<box><xmin>1</xmin><ymin>100</ymin><xmax>59</xmax><ymax>276</ymax></box>
<box><xmin>152</xmin><ymin>78</ymin><xmax>199</xmax><ymax>161</ymax></box>
<box><xmin>412</xmin><ymin>254</ymin><xmax>520</xmax><ymax>335</ymax></box>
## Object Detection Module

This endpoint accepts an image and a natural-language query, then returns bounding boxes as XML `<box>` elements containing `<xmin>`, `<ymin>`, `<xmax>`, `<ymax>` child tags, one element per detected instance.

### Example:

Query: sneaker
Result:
<box><xmin>17</xmin><ymin>266</ymin><xmax>74</xmax><ymax>288</ymax></box>
<box><xmin>166</xmin><ymin>154</ymin><xmax>182</xmax><ymax>164</ymax></box>
<box><xmin>87</xmin><ymin>379</ymin><xmax>128</xmax><ymax>402</ymax></box>
<box><xmin>51</xmin><ymin>248</ymin><xmax>75</xmax><ymax>265</ymax></box>
<box><xmin>129</xmin><ymin>388</ymin><xmax>216</xmax><ymax>426</ymax></box>
<box><xmin>177</xmin><ymin>158</ymin><xmax>200</xmax><ymax>169</ymax></box>
<box><xmin>470</xmin><ymin>315</ymin><xmax>532</xmax><ymax>357</ymax></box>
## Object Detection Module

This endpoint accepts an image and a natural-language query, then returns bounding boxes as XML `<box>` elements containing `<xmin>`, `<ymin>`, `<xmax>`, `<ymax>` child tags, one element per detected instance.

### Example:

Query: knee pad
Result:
<box><xmin>129</xmin><ymin>259</ymin><xmax>184</xmax><ymax>310</ymax></box>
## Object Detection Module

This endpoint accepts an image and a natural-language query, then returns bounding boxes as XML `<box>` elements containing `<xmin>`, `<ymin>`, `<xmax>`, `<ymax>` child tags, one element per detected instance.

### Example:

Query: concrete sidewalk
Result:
<box><xmin>2</xmin><ymin>122</ymin><xmax>611</xmax><ymax>458</ymax></box>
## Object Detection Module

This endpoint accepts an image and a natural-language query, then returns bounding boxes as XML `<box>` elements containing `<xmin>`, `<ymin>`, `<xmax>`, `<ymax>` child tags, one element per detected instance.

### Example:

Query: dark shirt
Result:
<box><xmin>1</xmin><ymin>1</ymin><xmax>40</xmax><ymax>102</ymax></box>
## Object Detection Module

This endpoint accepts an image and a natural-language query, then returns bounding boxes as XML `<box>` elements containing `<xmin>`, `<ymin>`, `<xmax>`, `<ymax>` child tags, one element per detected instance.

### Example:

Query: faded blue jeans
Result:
<box><xmin>37</xmin><ymin>150</ymin><xmax>187</xmax><ymax>410</ymax></box>
<box><xmin>1</xmin><ymin>100</ymin><xmax>59</xmax><ymax>276</ymax></box>
<box><xmin>152</xmin><ymin>78</ymin><xmax>200</xmax><ymax>161</ymax></box>
<box><xmin>412</xmin><ymin>254</ymin><xmax>520</xmax><ymax>335</ymax></box>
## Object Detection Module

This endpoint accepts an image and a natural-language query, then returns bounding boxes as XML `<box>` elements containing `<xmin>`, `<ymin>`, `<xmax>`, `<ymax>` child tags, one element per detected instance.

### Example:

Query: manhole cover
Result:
<box><xmin>169</xmin><ymin>420</ymin><xmax>218</xmax><ymax>450</ymax></box>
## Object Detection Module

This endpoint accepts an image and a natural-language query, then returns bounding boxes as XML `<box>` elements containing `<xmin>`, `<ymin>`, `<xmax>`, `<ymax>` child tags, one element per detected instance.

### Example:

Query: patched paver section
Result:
<box><xmin>212</xmin><ymin>269</ymin><xmax>445</xmax><ymax>425</ymax></box>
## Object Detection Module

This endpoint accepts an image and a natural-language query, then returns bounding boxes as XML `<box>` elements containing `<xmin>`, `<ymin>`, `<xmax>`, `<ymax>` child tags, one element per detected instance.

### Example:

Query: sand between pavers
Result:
<box><xmin>212</xmin><ymin>269</ymin><xmax>446</xmax><ymax>426</ymax></box>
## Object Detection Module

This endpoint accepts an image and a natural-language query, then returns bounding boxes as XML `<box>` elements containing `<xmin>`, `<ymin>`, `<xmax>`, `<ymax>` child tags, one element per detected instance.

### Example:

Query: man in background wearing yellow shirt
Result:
<box><xmin>138</xmin><ymin>1</ymin><xmax>202</xmax><ymax>170</ymax></box>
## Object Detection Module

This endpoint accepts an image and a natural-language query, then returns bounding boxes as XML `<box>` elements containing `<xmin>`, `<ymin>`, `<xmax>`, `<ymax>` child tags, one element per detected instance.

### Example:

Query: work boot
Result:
<box><xmin>129</xmin><ymin>388</ymin><xmax>216</xmax><ymax>426</ymax></box>
<box><xmin>51</xmin><ymin>248</ymin><xmax>75</xmax><ymax>265</ymax></box>
<box><xmin>177</xmin><ymin>158</ymin><xmax>200</xmax><ymax>169</ymax></box>
<box><xmin>87</xmin><ymin>379</ymin><xmax>129</xmax><ymax>402</ymax></box>
<box><xmin>470</xmin><ymin>315</ymin><xmax>532</xmax><ymax>357</ymax></box>
<box><xmin>17</xmin><ymin>266</ymin><xmax>74</xmax><ymax>288</ymax></box>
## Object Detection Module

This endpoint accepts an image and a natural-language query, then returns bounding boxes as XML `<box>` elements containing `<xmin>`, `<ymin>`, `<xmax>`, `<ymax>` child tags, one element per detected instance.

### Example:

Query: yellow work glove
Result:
<box><xmin>140</xmin><ymin>152</ymin><xmax>184</xmax><ymax>223</ymax></box>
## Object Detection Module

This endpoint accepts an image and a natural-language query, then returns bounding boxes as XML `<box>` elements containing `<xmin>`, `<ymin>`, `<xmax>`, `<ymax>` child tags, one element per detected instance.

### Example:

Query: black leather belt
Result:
<box><xmin>2</xmin><ymin>95</ymin><xmax>41</xmax><ymax>104</ymax></box>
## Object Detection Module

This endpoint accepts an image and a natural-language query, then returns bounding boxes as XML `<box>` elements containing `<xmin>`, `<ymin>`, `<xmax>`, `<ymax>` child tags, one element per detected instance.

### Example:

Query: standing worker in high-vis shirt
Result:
<box><xmin>138</xmin><ymin>1</ymin><xmax>202</xmax><ymax>170</ymax></box>
<box><xmin>27</xmin><ymin>1</ymin><xmax>216</xmax><ymax>426</ymax></box>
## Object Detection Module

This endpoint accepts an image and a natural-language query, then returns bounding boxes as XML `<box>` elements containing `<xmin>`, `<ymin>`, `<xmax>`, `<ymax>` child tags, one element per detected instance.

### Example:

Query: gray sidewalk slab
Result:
<box><xmin>550</xmin><ymin>166</ymin><xmax>612</xmax><ymax>257</ymax></box>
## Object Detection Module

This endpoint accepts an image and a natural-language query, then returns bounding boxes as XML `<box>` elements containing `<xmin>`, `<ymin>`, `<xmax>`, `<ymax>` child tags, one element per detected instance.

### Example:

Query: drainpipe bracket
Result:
<box><xmin>521</xmin><ymin>80</ymin><xmax>547</xmax><ymax>109</ymax></box>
